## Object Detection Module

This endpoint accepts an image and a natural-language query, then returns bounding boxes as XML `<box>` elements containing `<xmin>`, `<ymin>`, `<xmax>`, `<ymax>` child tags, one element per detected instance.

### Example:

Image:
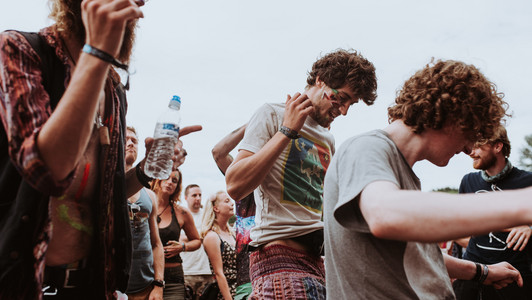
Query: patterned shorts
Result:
<box><xmin>249</xmin><ymin>244</ymin><xmax>325</xmax><ymax>300</ymax></box>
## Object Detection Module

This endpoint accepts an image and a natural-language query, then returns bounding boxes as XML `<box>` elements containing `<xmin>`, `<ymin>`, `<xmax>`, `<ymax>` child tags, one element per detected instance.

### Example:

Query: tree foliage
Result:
<box><xmin>433</xmin><ymin>187</ymin><xmax>458</xmax><ymax>194</ymax></box>
<box><xmin>519</xmin><ymin>134</ymin><xmax>532</xmax><ymax>171</ymax></box>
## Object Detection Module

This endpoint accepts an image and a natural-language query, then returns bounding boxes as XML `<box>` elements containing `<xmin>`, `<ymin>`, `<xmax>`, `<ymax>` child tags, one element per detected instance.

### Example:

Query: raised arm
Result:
<box><xmin>37</xmin><ymin>0</ymin><xmax>144</xmax><ymax>181</ymax></box>
<box><xmin>359</xmin><ymin>181</ymin><xmax>532</xmax><ymax>243</ymax></box>
<box><xmin>225</xmin><ymin>93</ymin><xmax>313</xmax><ymax>200</ymax></box>
<box><xmin>212</xmin><ymin>124</ymin><xmax>247</xmax><ymax>175</ymax></box>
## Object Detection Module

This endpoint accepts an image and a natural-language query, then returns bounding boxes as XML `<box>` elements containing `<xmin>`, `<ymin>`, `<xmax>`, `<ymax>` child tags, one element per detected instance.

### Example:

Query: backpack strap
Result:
<box><xmin>15</xmin><ymin>31</ymin><xmax>66</xmax><ymax>109</ymax></box>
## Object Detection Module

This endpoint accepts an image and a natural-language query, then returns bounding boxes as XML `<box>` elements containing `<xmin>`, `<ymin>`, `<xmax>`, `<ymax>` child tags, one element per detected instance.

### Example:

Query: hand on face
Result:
<box><xmin>81</xmin><ymin>0</ymin><xmax>144</xmax><ymax>57</ymax></box>
<box><xmin>282</xmin><ymin>93</ymin><xmax>314</xmax><ymax>132</ymax></box>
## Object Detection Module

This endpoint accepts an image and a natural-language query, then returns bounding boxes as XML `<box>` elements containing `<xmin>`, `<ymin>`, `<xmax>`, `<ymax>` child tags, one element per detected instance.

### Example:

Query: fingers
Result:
<box><xmin>179</xmin><ymin>125</ymin><xmax>203</xmax><ymax>137</ymax></box>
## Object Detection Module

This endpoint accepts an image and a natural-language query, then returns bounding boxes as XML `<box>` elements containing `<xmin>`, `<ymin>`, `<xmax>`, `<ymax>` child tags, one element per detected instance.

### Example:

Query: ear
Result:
<box><xmin>493</xmin><ymin>141</ymin><xmax>503</xmax><ymax>154</ymax></box>
<box><xmin>315</xmin><ymin>76</ymin><xmax>324</xmax><ymax>87</ymax></box>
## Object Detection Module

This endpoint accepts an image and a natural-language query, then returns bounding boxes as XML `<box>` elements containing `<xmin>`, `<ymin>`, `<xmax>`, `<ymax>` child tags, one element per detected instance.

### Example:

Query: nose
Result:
<box><xmin>338</xmin><ymin>102</ymin><xmax>350</xmax><ymax>116</ymax></box>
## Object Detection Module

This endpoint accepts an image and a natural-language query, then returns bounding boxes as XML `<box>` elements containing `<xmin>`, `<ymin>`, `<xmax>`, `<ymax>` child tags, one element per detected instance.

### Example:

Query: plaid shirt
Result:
<box><xmin>0</xmin><ymin>26</ymin><xmax>131</xmax><ymax>299</ymax></box>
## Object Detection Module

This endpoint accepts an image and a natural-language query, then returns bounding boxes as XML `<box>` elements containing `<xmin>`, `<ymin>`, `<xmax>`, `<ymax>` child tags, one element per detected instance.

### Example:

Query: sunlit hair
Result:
<box><xmin>200</xmin><ymin>191</ymin><xmax>227</xmax><ymax>239</ymax></box>
<box><xmin>306</xmin><ymin>49</ymin><xmax>377</xmax><ymax>105</ymax></box>
<box><xmin>474</xmin><ymin>125</ymin><xmax>511</xmax><ymax>158</ymax></box>
<box><xmin>126</xmin><ymin>126</ymin><xmax>137</xmax><ymax>137</ymax></box>
<box><xmin>388</xmin><ymin>59</ymin><xmax>509</xmax><ymax>142</ymax></box>
<box><xmin>48</xmin><ymin>0</ymin><xmax>137</xmax><ymax>63</ymax></box>
<box><xmin>150</xmin><ymin>169</ymin><xmax>183</xmax><ymax>205</ymax></box>
<box><xmin>49</xmin><ymin>0</ymin><xmax>84</xmax><ymax>44</ymax></box>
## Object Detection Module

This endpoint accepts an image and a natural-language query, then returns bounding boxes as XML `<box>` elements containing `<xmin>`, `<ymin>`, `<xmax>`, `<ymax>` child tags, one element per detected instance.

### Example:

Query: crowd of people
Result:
<box><xmin>1</xmin><ymin>1</ymin><xmax>532</xmax><ymax>300</ymax></box>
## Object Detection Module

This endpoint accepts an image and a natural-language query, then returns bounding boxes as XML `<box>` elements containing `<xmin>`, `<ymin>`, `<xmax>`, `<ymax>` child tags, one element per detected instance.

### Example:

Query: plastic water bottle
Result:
<box><xmin>144</xmin><ymin>95</ymin><xmax>181</xmax><ymax>179</ymax></box>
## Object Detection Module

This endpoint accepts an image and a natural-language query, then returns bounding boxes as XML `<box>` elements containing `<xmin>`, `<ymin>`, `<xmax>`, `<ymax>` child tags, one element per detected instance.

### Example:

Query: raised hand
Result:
<box><xmin>282</xmin><ymin>93</ymin><xmax>314</xmax><ymax>132</ymax></box>
<box><xmin>81</xmin><ymin>0</ymin><xmax>144</xmax><ymax>57</ymax></box>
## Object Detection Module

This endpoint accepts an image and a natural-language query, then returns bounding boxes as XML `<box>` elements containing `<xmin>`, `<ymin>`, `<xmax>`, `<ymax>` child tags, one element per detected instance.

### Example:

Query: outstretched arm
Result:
<box><xmin>226</xmin><ymin>93</ymin><xmax>313</xmax><ymax>200</ymax></box>
<box><xmin>212</xmin><ymin>124</ymin><xmax>247</xmax><ymax>175</ymax></box>
<box><xmin>359</xmin><ymin>181</ymin><xmax>532</xmax><ymax>242</ymax></box>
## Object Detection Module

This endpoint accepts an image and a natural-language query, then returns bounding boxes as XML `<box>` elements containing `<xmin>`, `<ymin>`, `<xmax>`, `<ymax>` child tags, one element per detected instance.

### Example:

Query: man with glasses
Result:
<box><xmin>225</xmin><ymin>49</ymin><xmax>377</xmax><ymax>299</ymax></box>
<box><xmin>0</xmin><ymin>0</ymin><xmax>198</xmax><ymax>298</ymax></box>
<box><xmin>453</xmin><ymin>126</ymin><xmax>532</xmax><ymax>299</ymax></box>
<box><xmin>125</xmin><ymin>127</ymin><xmax>165</xmax><ymax>300</ymax></box>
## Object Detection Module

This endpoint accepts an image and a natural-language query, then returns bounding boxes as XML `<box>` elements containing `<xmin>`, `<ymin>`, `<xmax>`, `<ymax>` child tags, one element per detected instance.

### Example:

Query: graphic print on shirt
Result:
<box><xmin>280</xmin><ymin>135</ymin><xmax>331</xmax><ymax>213</ymax></box>
<box><xmin>474</xmin><ymin>187</ymin><xmax>507</xmax><ymax>251</ymax></box>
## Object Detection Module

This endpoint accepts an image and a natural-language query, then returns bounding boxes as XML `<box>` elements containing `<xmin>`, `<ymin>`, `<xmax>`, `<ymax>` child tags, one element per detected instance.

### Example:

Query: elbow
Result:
<box><xmin>366</xmin><ymin>215</ymin><xmax>397</xmax><ymax>240</ymax></box>
<box><xmin>211</xmin><ymin>147</ymin><xmax>221</xmax><ymax>162</ymax></box>
<box><xmin>226</xmin><ymin>183</ymin><xmax>245</xmax><ymax>202</ymax></box>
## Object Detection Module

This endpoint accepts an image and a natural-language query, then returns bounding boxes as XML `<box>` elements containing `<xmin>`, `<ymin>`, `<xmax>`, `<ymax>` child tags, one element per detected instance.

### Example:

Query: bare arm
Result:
<box><xmin>359</xmin><ymin>181</ymin><xmax>532</xmax><ymax>242</ymax></box>
<box><xmin>38</xmin><ymin>0</ymin><xmax>143</xmax><ymax>181</ymax></box>
<box><xmin>443</xmin><ymin>254</ymin><xmax>522</xmax><ymax>289</ymax></box>
<box><xmin>212</xmin><ymin>124</ymin><xmax>247</xmax><ymax>175</ymax></box>
<box><xmin>147</xmin><ymin>189</ymin><xmax>164</xmax><ymax>300</ymax></box>
<box><xmin>225</xmin><ymin>93</ymin><xmax>313</xmax><ymax>200</ymax></box>
<box><xmin>203</xmin><ymin>232</ymin><xmax>232</xmax><ymax>300</ymax></box>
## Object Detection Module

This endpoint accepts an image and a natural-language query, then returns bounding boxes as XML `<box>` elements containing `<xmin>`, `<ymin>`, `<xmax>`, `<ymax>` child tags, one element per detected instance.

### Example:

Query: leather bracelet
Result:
<box><xmin>472</xmin><ymin>262</ymin><xmax>482</xmax><ymax>282</ymax></box>
<box><xmin>82</xmin><ymin>44</ymin><xmax>130</xmax><ymax>89</ymax></box>
<box><xmin>135</xmin><ymin>163</ymin><xmax>152</xmax><ymax>188</ymax></box>
<box><xmin>82</xmin><ymin>44</ymin><xmax>128</xmax><ymax>70</ymax></box>
<box><xmin>478</xmin><ymin>264</ymin><xmax>489</xmax><ymax>284</ymax></box>
<box><xmin>279</xmin><ymin>125</ymin><xmax>299</xmax><ymax>139</ymax></box>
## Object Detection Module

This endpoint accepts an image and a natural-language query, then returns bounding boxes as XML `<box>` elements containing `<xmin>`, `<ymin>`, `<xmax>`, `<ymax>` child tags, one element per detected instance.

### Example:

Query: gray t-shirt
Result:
<box><xmin>324</xmin><ymin>130</ymin><xmax>454</xmax><ymax>300</ymax></box>
<box><xmin>240</xmin><ymin>103</ymin><xmax>334</xmax><ymax>247</ymax></box>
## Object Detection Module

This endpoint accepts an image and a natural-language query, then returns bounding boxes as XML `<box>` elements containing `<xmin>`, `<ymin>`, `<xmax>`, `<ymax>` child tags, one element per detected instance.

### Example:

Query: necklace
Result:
<box><xmin>481</xmin><ymin>159</ymin><xmax>513</xmax><ymax>183</ymax></box>
<box><xmin>157</xmin><ymin>203</ymin><xmax>170</xmax><ymax>224</ymax></box>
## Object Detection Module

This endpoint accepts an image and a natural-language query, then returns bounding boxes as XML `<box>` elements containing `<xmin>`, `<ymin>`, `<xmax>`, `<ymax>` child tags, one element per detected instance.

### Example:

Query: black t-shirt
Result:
<box><xmin>460</xmin><ymin>167</ymin><xmax>532</xmax><ymax>276</ymax></box>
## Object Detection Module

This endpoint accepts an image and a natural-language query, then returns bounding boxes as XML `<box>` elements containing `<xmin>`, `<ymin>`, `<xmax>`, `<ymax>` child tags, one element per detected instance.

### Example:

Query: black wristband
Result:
<box><xmin>472</xmin><ymin>262</ymin><xmax>482</xmax><ymax>282</ymax></box>
<box><xmin>478</xmin><ymin>264</ymin><xmax>489</xmax><ymax>284</ymax></box>
<box><xmin>135</xmin><ymin>163</ymin><xmax>152</xmax><ymax>188</ymax></box>
<box><xmin>279</xmin><ymin>125</ymin><xmax>299</xmax><ymax>139</ymax></box>
<box><xmin>82</xmin><ymin>44</ymin><xmax>130</xmax><ymax>89</ymax></box>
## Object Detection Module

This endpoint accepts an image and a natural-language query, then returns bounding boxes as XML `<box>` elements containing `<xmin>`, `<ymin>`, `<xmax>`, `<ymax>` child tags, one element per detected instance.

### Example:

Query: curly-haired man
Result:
<box><xmin>226</xmin><ymin>49</ymin><xmax>378</xmax><ymax>299</ymax></box>
<box><xmin>324</xmin><ymin>59</ymin><xmax>532</xmax><ymax>299</ymax></box>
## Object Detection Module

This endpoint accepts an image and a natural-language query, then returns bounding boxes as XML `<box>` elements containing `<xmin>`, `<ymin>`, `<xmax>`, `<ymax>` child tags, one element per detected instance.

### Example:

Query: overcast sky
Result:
<box><xmin>2</xmin><ymin>0</ymin><xmax>531</xmax><ymax>201</ymax></box>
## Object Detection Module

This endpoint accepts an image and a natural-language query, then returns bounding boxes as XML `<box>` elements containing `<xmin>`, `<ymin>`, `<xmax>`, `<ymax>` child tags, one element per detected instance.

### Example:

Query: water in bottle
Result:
<box><xmin>144</xmin><ymin>95</ymin><xmax>181</xmax><ymax>179</ymax></box>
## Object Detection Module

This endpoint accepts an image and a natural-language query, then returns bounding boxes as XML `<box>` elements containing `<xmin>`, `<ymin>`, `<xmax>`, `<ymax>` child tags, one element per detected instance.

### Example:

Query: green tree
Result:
<box><xmin>519</xmin><ymin>134</ymin><xmax>532</xmax><ymax>171</ymax></box>
<box><xmin>433</xmin><ymin>187</ymin><xmax>458</xmax><ymax>194</ymax></box>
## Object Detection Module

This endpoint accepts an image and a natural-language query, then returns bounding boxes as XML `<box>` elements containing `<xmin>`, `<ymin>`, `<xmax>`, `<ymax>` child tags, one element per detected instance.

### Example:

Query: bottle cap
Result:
<box><xmin>169</xmin><ymin>95</ymin><xmax>181</xmax><ymax>108</ymax></box>
<box><xmin>171</xmin><ymin>95</ymin><xmax>181</xmax><ymax>103</ymax></box>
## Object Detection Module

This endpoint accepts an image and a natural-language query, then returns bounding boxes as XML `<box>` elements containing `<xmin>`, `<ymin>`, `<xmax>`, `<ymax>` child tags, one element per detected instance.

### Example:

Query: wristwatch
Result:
<box><xmin>153</xmin><ymin>279</ymin><xmax>165</xmax><ymax>288</ymax></box>
<box><xmin>279</xmin><ymin>126</ymin><xmax>299</xmax><ymax>139</ymax></box>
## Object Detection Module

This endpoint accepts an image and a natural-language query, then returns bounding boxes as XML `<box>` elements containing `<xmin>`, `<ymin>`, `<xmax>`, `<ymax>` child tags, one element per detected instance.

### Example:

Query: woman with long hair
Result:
<box><xmin>151</xmin><ymin>169</ymin><xmax>201</xmax><ymax>299</ymax></box>
<box><xmin>201</xmin><ymin>191</ymin><xmax>237</xmax><ymax>300</ymax></box>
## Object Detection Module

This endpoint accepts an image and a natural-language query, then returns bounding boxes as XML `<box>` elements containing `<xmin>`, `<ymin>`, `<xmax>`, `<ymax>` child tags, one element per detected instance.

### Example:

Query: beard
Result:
<box><xmin>473</xmin><ymin>152</ymin><xmax>497</xmax><ymax>171</ymax></box>
<box><xmin>310</xmin><ymin>108</ymin><xmax>333</xmax><ymax>128</ymax></box>
<box><xmin>118</xmin><ymin>20</ymin><xmax>138</xmax><ymax>64</ymax></box>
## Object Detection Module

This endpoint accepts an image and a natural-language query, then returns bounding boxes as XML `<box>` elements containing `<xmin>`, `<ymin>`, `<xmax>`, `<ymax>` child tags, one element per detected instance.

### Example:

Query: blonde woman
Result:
<box><xmin>151</xmin><ymin>169</ymin><xmax>201</xmax><ymax>300</ymax></box>
<box><xmin>201</xmin><ymin>191</ymin><xmax>237</xmax><ymax>300</ymax></box>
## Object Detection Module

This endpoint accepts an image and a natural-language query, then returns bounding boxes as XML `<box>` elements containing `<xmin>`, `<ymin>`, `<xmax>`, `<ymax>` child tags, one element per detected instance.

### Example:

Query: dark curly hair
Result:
<box><xmin>388</xmin><ymin>59</ymin><xmax>509</xmax><ymax>141</ymax></box>
<box><xmin>306</xmin><ymin>49</ymin><xmax>377</xmax><ymax>105</ymax></box>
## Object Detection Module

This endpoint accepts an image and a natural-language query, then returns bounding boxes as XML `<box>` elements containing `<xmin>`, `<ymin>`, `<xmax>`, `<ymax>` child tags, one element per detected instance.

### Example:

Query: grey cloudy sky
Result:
<box><xmin>1</xmin><ymin>0</ymin><xmax>531</xmax><ymax>200</ymax></box>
